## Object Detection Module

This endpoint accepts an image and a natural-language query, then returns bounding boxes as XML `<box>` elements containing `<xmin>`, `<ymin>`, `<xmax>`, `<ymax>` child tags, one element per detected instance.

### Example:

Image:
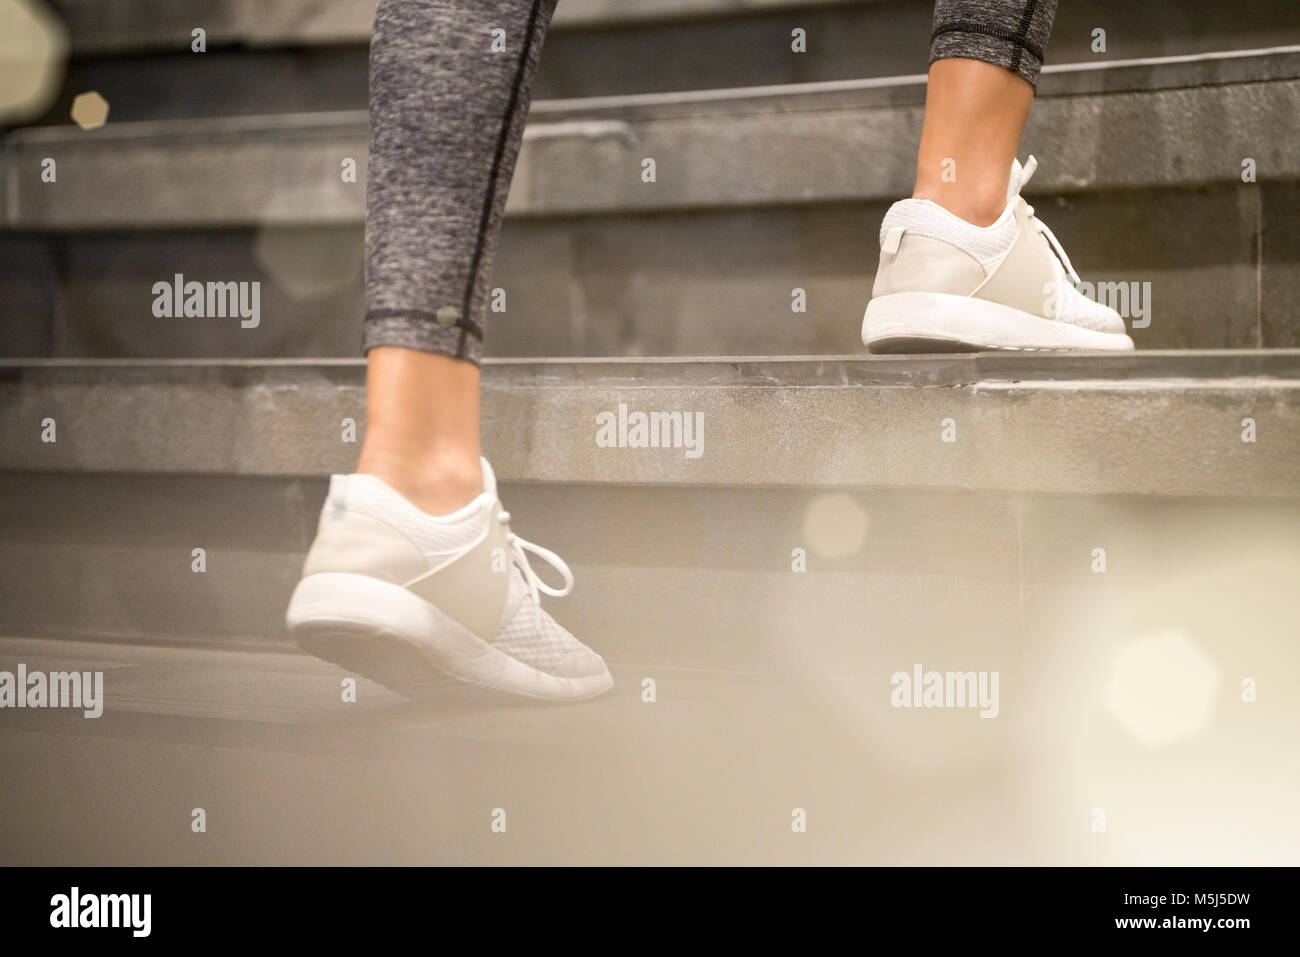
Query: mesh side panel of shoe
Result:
<box><xmin>491</xmin><ymin>597</ymin><xmax>587</xmax><ymax>673</ymax></box>
<box><xmin>880</xmin><ymin>198</ymin><xmax>1018</xmax><ymax>269</ymax></box>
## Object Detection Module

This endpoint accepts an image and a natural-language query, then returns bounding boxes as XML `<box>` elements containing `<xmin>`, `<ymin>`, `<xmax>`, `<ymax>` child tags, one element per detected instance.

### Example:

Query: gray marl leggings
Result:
<box><xmin>362</xmin><ymin>0</ymin><xmax>1060</xmax><ymax>364</ymax></box>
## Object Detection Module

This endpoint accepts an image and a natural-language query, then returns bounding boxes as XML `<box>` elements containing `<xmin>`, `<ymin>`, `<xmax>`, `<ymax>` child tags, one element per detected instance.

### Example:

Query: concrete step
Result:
<box><xmin>5</xmin><ymin>463</ymin><xmax>1300</xmax><ymax>654</ymax></box>
<box><xmin>3</xmin><ymin>354</ymin><xmax>1298</xmax><ymax>494</ymax></box>
<box><xmin>4</xmin><ymin>50</ymin><xmax>1299</xmax><ymax>356</ymax></box>
<box><xmin>1</xmin><ymin>353</ymin><xmax>1297</xmax><ymax>642</ymax></box>
<box><xmin>9</xmin><ymin>49</ymin><xmax>1299</xmax><ymax>228</ymax></box>
<box><xmin>3</xmin><ymin>629</ymin><xmax>1298</xmax><ymax>865</ymax></box>
<box><xmin>1</xmin><ymin>357</ymin><xmax>1298</xmax><ymax>862</ymax></box>
<box><xmin>35</xmin><ymin>0</ymin><xmax>1300</xmax><ymax>112</ymax></box>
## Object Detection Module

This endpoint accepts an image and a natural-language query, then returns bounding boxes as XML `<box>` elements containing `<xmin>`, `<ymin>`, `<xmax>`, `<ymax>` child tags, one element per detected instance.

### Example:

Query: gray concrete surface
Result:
<box><xmin>43</xmin><ymin>0</ymin><xmax>1300</xmax><ymax>105</ymax></box>
<box><xmin>52</xmin><ymin>0</ymin><xmax>857</xmax><ymax>54</ymax></box>
<box><xmin>2</xmin><ymin>491</ymin><xmax>1297</xmax><ymax>866</ymax></box>
<box><xmin>3</xmin><ymin>468</ymin><xmax>1299</xmax><ymax>651</ymax></box>
<box><xmin>2</xmin><ymin>355</ymin><xmax>1298</xmax><ymax>496</ymax></box>
<box><xmin>2</xmin><ymin>182</ymin><xmax>1292</xmax><ymax>358</ymax></box>
<box><xmin>4</xmin><ymin>51</ymin><xmax>1296</xmax><ymax>358</ymax></box>
<box><xmin>2</xmin><ymin>1</ymin><xmax>1297</xmax><ymax>868</ymax></box>
<box><xmin>8</xmin><ymin>52</ymin><xmax>1300</xmax><ymax>228</ymax></box>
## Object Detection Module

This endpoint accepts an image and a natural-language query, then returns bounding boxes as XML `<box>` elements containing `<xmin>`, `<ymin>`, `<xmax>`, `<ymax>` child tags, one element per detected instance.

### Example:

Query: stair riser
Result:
<box><xmin>3</xmin><ymin>474</ymin><xmax>1298</xmax><ymax>670</ymax></box>
<box><xmin>3</xmin><ymin>183</ymin><xmax>1297</xmax><ymax>357</ymax></box>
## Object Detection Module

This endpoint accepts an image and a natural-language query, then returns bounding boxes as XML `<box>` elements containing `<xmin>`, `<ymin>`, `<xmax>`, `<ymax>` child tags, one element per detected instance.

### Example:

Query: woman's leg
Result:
<box><xmin>358</xmin><ymin>0</ymin><xmax>555</xmax><ymax>516</ymax></box>
<box><xmin>288</xmin><ymin>0</ymin><xmax>612</xmax><ymax>703</ymax></box>
<box><xmin>357</xmin><ymin>350</ymin><xmax>482</xmax><ymax>516</ymax></box>
<box><xmin>913</xmin><ymin>0</ymin><xmax>1056</xmax><ymax>226</ymax></box>
<box><xmin>912</xmin><ymin>59</ymin><xmax>1034</xmax><ymax>227</ymax></box>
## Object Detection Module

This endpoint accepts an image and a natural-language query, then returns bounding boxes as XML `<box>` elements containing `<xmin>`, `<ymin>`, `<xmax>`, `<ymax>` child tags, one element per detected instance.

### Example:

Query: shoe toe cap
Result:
<box><xmin>551</xmin><ymin>644</ymin><xmax>610</xmax><ymax>679</ymax></box>
<box><xmin>1094</xmin><ymin>303</ymin><xmax>1129</xmax><ymax>336</ymax></box>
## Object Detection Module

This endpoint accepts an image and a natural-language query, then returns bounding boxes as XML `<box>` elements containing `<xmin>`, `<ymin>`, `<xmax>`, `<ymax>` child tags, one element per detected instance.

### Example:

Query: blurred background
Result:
<box><xmin>1</xmin><ymin>0</ymin><xmax>1298</xmax><ymax>865</ymax></box>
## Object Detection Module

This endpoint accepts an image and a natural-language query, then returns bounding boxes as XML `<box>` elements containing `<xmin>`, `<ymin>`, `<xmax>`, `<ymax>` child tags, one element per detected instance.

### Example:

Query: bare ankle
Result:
<box><xmin>356</xmin><ymin>450</ymin><xmax>483</xmax><ymax>516</ymax></box>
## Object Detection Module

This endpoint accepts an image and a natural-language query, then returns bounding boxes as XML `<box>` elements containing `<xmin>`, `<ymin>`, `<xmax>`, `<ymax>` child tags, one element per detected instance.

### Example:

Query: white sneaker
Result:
<box><xmin>863</xmin><ymin>156</ymin><xmax>1136</xmax><ymax>353</ymax></box>
<box><xmin>286</xmin><ymin>459</ymin><xmax>613</xmax><ymax>702</ymax></box>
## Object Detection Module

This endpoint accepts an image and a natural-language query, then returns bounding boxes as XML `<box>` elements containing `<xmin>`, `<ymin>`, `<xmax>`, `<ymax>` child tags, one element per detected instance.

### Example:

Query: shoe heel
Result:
<box><xmin>286</xmin><ymin>572</ymin><xmax>451</xmax><ymax>695</ymax></box>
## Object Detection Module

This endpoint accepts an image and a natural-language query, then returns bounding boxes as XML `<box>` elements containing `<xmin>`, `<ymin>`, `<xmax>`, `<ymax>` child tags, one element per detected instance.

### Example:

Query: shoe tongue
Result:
<box><xmin>480</xmin><ymin>457</ymin><xmax>498</xmax><ymax>498</ymax></box>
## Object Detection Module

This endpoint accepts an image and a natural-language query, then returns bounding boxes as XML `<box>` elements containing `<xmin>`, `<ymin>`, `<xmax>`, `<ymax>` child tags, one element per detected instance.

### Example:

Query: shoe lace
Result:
<box><xmin>497</xmin><ymin>510</ymin><xmax>574</xmax><ymax>609</ymax></box>
<box><xmin>1015</xmin><ymin>155</ymin><xmax>1082</xmax><ymax>305</ymax></box>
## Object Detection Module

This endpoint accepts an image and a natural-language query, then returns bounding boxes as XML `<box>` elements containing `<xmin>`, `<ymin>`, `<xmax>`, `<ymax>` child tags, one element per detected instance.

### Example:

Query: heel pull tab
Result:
<box><xmin>882</xmin><ymin>226</ymin><xmax>906</xmax><ymax>255</ymax></box>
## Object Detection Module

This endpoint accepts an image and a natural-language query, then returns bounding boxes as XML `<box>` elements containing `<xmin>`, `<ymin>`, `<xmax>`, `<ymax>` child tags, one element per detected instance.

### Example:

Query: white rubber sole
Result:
<box><xmin>286</xmin><ymin>572</ymin><xmax>614</xmax><ymax>703</ymax></box>
<box><xmin>863</xmin><ymin>291</ymin><xmax>1136</xmax><ymax>353</ymax></box>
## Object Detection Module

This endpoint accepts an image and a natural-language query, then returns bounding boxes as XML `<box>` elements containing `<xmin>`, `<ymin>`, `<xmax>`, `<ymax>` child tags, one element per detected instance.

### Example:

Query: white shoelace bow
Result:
<box><xmin>498</xmin><ymin>510</ymin><xmax>574</xmax><ymax>608</ymax></box>
<box><xmin>1016</xmin><ymin>155</ymin><xmax>1082</xmax><ymax>296</ymax></box>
